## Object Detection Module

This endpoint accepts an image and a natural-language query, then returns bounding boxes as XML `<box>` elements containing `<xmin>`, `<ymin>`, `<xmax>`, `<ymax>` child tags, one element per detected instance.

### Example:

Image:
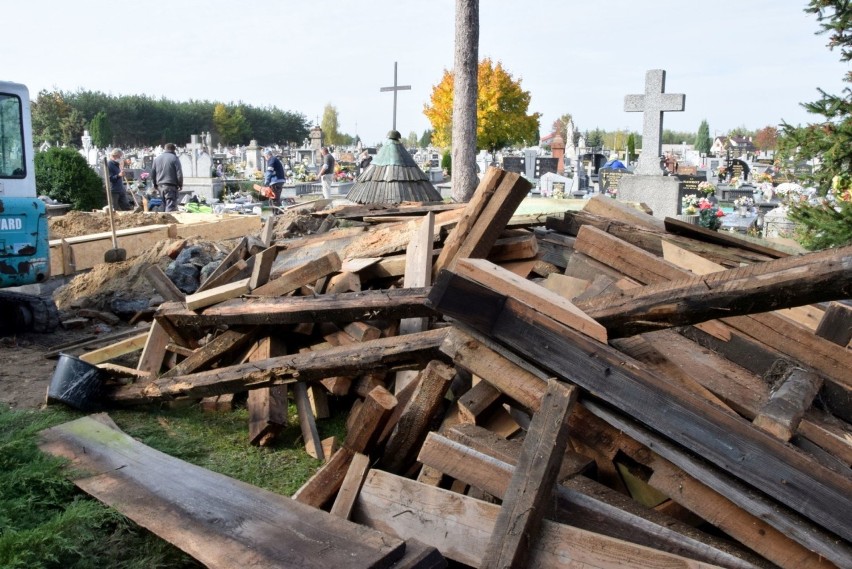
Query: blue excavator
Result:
<box><xmin>0</xmin><ymin>81</ymin><xmax>59</xmax><ymax>333</ymax></box>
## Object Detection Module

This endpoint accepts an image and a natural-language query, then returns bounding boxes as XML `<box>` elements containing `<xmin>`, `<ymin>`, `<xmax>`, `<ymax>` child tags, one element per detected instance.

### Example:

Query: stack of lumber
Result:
<box><xmin>42</xmin><ymin>168</ymin><xmax>852</xmax><ymax>568</ymax></box>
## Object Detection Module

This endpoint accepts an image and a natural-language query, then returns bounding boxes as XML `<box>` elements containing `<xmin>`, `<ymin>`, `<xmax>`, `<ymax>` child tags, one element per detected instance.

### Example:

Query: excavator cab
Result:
<box><xmin>0</xmin><ymin>82</ymin><xmax>57</xmax><ymax>332</ymax></box>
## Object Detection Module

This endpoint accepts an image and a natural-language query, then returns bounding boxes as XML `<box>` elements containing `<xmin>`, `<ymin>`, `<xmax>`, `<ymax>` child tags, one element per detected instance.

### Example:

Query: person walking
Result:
<box><xmin>151</xmin><ymin>143</ymin><xmax>183</xmax><ymax>212</ymax></box>
<box><xmin>263</xmin><ymin>149</ymin><xmax>286</xmax><ymax>206</ymax></box>
<box><xmin>317</xmin><ymin>146</ymin><xmax>335</xmax><ymax>199</ymax></box>
<box><xmin>107</xmin><ymin>148</ymin><xmax>131</xmax><ymax>211</ymax></box>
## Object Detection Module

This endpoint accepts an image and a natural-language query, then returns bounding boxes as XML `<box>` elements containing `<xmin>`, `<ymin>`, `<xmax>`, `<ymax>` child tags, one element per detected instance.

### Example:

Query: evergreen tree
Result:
<box><xmin>627</xmin><ymin>133</ymin><xmax>636</xmax><ymax>163</ymax></box>
<box><xmin>320</xmin><ymin>104</ymin><xmax>342</xmax><ymax>146</ymax></box>
<box><xmin>779</xmin><ymin>0</ymin><xmax>852</xmax><ymax>249</ymax></box>
<box><xmin>695</xmin><ymin>120</ymin><xmax>712</xmax><ymax>155</ymax></box>
<box><xmin>89</xmin><ymin>111</ymin><xmax>112</xmax><ymax>148</ymax></box>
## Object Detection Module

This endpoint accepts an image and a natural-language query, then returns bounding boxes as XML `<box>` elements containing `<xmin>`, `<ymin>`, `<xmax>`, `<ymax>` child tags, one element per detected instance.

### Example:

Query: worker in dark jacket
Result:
<box><xmin>151</xmin><ymin>143</ymin><xmax>183</xmax><ymax>212</ymax></box>
<box><xmin>264</xmin><ymin>149</ymin><xmax>286</xmax><ymax>206</ymax></box>
<box><xmin>107</xmin><ymin>148</ymin><xmax>131</xmax><ymax>211</ymax></box>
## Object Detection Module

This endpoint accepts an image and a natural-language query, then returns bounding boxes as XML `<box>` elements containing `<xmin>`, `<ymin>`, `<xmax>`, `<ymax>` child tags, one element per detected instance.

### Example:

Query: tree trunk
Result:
<box><xmin>451</xmin><ymin>0</ymin><xmax>479</xmax><ymax>203</ymax></box>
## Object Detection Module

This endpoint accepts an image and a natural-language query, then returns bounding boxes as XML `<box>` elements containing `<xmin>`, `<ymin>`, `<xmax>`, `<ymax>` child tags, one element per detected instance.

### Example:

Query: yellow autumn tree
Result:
<box><xmin>423</xmin><ymin>58</ymin><xmax>540</xmax><ymax>152</ymax></box>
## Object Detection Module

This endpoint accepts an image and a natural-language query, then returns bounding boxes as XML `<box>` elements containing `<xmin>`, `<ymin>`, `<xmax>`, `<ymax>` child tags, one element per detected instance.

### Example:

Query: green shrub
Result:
<box><xmin>35</xmin><ymin>148</ymin><xmax>105</xmax><ymax>211</ymax></box>
<box><xmin>441</xmin><ymin>149</ymin><xmax>451</xmax><ymax>175</ymax></box>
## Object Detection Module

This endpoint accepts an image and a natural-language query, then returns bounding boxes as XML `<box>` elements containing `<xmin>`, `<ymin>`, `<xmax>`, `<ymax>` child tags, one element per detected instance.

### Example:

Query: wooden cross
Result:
<box><xmin>624</xmin><ymin>70</ymin><xmax>685</xmax><ymax>176</ymax></box>
<box><xmin>379</xmin><ymin>61</ymin><xmax>411</xmax><ymax>131</ymax></box>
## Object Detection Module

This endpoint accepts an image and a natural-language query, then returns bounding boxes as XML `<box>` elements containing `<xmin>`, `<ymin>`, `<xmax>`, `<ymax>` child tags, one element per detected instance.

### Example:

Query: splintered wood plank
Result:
<box><xmin>429</xmin><ymin>271</ymin><xmax>852</xmax><ymax>544</ymax></box>
<box><xmin>455</xmin><ymin>258</ymin><xmax>607</xmax><ymax>343</ymax></box>
<box><xmin>197</xmin><ymin>237</ymin><xmax>248</xmax><ymax>292</ymax></box>
<box><xmin>144</xmin><ymin>264</ymin><xmax>185</xmax><ymax>302</ymax></box>
<box><xmin>136</xmin><ymin>320</ymin><xmax>171</xmax><ymax>376</ymax></box>
<box><xmin>248</xmin><ymin>245</ymin><xmax>279</xmax><ymax>289</ymax></box>
<box><xmin>396</xmin><ymin>213</ymin><xmax>435</xmax><ymax>393</ymax></box>
<box><xmin>294</xmin><ymin>382</ymin><xmax>324</xmax><ymax>460</ymax></box>
<box><xmin>481</xmin><ymin>380</ymin><xmax>577</xmax><ymax>569</ymax></box>
<box><xmin>382</xmin><ymin>361</ymin><xmax>454</xmax><ymax>474</ymax></box>
<box><xmin>252</xmin><ymin>251</ymin><xmax>341</xmax><ymax>297</ymax></box>
<box><xmin>259</xmin><ymin>214</ymin><xmax>275</xmax><ymax>247</ymax></box>
<box><xmin>79</xmin><ymin>332</ymin><xmax>149</xmax><ymax>364</ymax></box>
<box><xmin>38</xmin><ymin>414</ymin><xmax>405</xmax><ymax>569</ymax></box>
<box><xmin>196</xmin><ymin>259</ymin><xmax>249</xmax><ymax>294</ymax></box>
<box><xmin>353</xmin><ymin>470</ymin><xmax>724</xmax><ymax>569</ymax></box>
<box><xmin>185</xmin><ymin>278</ymin><xmax>250</xmax><ymax>311</ymax></box>
<box><xmin>246</xmin><ymin>336</ymin><xmax>289</xmax><ymax>446</ymax></box>
<box><xmin>329</xmin><ymin>452</ymin><xmax>371</xmax><ymax>520</ymax></box>
<box><xmin>160</xmin><ymin>329</ymin><xmax>255</xmax><ymax>379</ymax></box>
<box><xmin>109</xmin><ymin>328</ymin><xmax>448</xmax><ymax>404</ymax></box>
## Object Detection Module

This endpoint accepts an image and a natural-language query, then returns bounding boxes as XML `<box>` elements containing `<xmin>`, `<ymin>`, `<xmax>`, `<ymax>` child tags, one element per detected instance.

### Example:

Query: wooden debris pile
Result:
<box><xmin>41</xmin><ymin>168</ymin><xmax>852</xmax><ymax>568</ymax></box>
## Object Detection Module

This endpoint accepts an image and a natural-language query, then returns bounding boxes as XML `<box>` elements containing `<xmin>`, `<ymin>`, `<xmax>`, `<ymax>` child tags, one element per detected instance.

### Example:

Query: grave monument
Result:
<box><xmin>180</xmin><ymin>134</ymin><xmax>224</xmax><ymax>203</ymax></box>
<box><xmin>616</xmin><ymin>69</ymin><xmax>685</xmax><ymax>219</ymax></box>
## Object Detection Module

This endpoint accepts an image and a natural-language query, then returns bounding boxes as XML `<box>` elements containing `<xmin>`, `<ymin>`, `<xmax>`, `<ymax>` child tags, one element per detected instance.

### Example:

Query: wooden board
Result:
<box><xmin>354</xmin><ymin>470</ymin><xmax>725</xmax><ymax>569</ymax></box>
<box><xmin>38</xmin><ymin>414</ymin><xmax>404</xmax><ymax>568</ymax></box>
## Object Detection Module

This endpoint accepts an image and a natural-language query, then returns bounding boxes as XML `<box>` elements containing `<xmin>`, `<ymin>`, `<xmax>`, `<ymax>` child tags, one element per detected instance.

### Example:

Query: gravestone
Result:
<box><xmin>729</xmin><ymin>159</ymin><xmax>750</xmax><ymax>181</ymax></box>
<box><xmin>524</xmin><ymin>148</ymin><xmax>538</xmax><ymax>179</ymax></box>
<box><xmin>676</xmin><ymin>174</ymin><xmax>704</xmax><ymax>194</ymax></box>
<box><xmin>246</xmin><ymin>140</ymin><xmax>262</xmax><ymax>173</ymax></box>
<box><xmin>535</xmin><ymin>157</ymin><xmax>559</xmax><ymax>178</ymax></box>
<box><xmin>539</xmin><ymin>172</ymin><xmax>572</xmax><ymax>198</ymax></box>
<box><xmin>502</xmin><ymin>156</ymin><xmax>524</xmax><ymax>174</ymax></box>
<box><xmin>178</xmin><ymin>154</ymin><xmax>193</xmax><ymax>176</ymax></box>
<box><xmin>617</xmin><ymin>69</ymin><xmax>685</xmax><ymax>219</ymax></box>
<box><xmin>599</xmin><ymin>167</ymin><xmax>633</xmax><ymax>196</ymax></box>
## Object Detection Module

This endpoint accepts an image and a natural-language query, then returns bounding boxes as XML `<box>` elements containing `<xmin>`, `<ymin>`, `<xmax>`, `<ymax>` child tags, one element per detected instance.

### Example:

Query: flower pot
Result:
<box><xmin>738</xmin><ymin>206</ymin><xmax>748</xmax><ymax>216</ymax></box>
<box><xmin>678</xmin><ymin>214</ymin><xmax>700</xmax><ymax>224</ymax></box>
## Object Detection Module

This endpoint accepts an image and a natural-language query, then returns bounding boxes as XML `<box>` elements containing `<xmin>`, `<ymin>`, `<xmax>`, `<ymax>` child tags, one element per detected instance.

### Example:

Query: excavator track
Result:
<box><xmin>0</xmin><ymin>290</ymin><xmax>60</xmax><ymax>334</ymax></box>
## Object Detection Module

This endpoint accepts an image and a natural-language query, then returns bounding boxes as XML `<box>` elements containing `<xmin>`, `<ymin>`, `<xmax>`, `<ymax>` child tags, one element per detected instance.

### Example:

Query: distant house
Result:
<box><xmin>711</xmin><ymin>135</ymin><xmax>756</xmax><ymax>157</ymax></box>
<box><xmin>540</xmin><ymin>132</ymin><xmax>558</xmax><ymax>148</ymax></box>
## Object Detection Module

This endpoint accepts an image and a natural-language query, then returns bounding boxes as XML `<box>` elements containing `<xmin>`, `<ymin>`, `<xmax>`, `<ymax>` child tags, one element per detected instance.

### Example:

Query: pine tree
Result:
<box><xmin>778</xmin><ymin>0</ymin><xmax>852</xmax><ymax>249</ymax></box>
<box><xmin>695</xmin><ymin>120</ymin><xmax>712</xmax><ymax>155</ymax></box>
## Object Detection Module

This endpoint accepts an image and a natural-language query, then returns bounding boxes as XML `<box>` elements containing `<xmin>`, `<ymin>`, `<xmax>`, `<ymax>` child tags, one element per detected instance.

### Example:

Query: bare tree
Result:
<box><xmin>451</xmin><ymin>0</ymin><xmax>479</xmax><ymax>202</ymax></box>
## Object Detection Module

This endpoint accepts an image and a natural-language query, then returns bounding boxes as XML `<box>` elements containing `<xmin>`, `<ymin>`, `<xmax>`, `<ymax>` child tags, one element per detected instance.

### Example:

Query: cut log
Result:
<box><xmin>457</xmin><ymin>380</ymin><xmax>503</xmax><ymax>424</ymax></box>
<box><xmin>815</xmin><ymin>301</ymin><xmax>852</xmax><ymax>346</ymax></box>
<box><xmin>39</xmin><ymin>414</ymin><xmax>404</xmax><ymax>569</ymax></box>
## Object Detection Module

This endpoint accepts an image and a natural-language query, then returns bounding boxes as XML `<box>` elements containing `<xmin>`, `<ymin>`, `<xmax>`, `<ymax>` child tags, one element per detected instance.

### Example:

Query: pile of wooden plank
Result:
<box><xmin>42</xmin><ymin>168</ymin><xmax>852</xmax><ymax>568</ymax></box>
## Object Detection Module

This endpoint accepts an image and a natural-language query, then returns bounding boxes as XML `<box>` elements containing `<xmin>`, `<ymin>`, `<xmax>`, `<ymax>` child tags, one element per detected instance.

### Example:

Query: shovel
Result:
<box><xmin>101</xmin><ymin>157</ymin><xmax>127</xmax><ymax>263</ymax></box>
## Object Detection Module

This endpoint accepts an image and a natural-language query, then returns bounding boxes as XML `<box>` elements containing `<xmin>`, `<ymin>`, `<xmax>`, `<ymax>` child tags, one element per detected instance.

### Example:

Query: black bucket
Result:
<box><xmin>47</xmin><ymin>353</ymin><xmax>106</xmax><ymax>412</ymax></box>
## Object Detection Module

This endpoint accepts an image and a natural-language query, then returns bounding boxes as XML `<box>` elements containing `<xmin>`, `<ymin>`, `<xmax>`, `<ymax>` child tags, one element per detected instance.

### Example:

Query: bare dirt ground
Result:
<box><xmin>1</xmin><ymin>209</ymin><xmax>323</xmax><ymax>411</ymax></box>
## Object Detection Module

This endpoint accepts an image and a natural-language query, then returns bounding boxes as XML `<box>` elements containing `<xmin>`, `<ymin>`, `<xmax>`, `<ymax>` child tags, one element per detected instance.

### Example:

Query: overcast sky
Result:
<box><xmin>4</xmin><ymin>0</ymin><xmax>848</xmax><ymax>146</ymax></box>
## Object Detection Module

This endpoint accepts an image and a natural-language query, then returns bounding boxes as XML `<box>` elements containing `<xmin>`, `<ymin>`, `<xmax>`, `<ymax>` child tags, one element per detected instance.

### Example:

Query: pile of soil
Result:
<box><xmin>49</xmin><ymin>211</ymin><xmax>180</xmax><ymax>240</ymax></box>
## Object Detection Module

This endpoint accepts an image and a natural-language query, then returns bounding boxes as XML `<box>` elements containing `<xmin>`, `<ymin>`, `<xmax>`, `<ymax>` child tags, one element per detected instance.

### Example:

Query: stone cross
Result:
<box><xmin>625</xmin><ymin>69</ymin><xmax>685</xmax><ymax>176</ymax></box>
<box><xmin>379</xmin><ymin>61</ymin><xmax>411</xmax><ymax>131</ymax></box>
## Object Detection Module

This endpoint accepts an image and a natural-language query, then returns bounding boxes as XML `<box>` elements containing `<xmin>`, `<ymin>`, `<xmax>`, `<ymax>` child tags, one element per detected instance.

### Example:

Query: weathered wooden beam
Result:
<box><xmin>79</xmin><ymin>332</ymin><xmax>148</xmax><ymax>364</ymax></box>
<box><xmin>577</xmin><ymin>400</ymin><xmax>851</xmax><ymax>569</ymax></box>
<box><xmin>432</xmin><ymin>167</ymin><xmax>506</xmax><ymax>278</ymax></box>
<box><xmin>185</xmin><ymin>278</ymin><xmax>250</xmax><ymax>311</ymax></box>
<box><xmin>144</xmin><ymin>264</ymin><xmax>185</xmax><ymax>302</ymax></box>
<box><xmin>417</xmin><ymin>432</ymin><xmax>761</xmax><ymax>569</ymax></box>
<box><xmin>329</xmin><ymin>452</ymin><xmax>371</xmax><ymax>520</ymax></box>
<box><xmin>294</xmin><ymin>382</ymin><xmax>324</xmax><ymax>460</ymax></box>
<box><xmin>455</xmin><ymin>258</ymin><xmax>607</xmax><ymax>343</ymax></box>
<box><xmin>576</xmin><ymin>244</ymin><xmax>852</xmax><ymax>337</ymax></box>
<box><xmin>815</xmin><ymin>301</ymin><xmax>852</xmax><ymax>346</ymax></box>
<box><xmin>39</xmin><ymin>414</ymin><xmax>404</xmax><ymax>568</ymax></box>
<box><xmin>253</xmin><ymin>251</ymin><xmax>341</xmax><ymax>297</ymax></box>
<box><xmin>481</xmin><ymin>380</ymin><xmax>577</xmax><ymax>569</ymax></box>
<box><xmin>429</xmin><ymin>272</ymin><xmax>852</xmax><ymax>543</ymax></box>
<box><xmin>354</xmin><ymin>469</ymin><xmax>728</xmax><ymax>569</ymax></box>
<box><xmin>160</xmin><ymin>329</ymin><xmax>256</xmax><ymax>379</ymax></box>
<box><xmin>108</xmin><ymin>328</ymin><xmax>447</xmax><ymax>404</ymax></box>
<box><xmin>382</xmin><ymin>361</ymin><xmax>454</xmax><ymax>474</ymax></box>
<box><xmin>156</xmin><ymin>287</ymin><xmax>435</xmax><ymax>330</ymax></box>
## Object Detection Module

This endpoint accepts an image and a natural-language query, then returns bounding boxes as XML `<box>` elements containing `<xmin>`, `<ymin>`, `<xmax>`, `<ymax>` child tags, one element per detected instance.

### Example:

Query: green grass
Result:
<box><xmin>0</xmin><ymin>400</ymin><xmax>346</xmax><ymax>568</ymax></box>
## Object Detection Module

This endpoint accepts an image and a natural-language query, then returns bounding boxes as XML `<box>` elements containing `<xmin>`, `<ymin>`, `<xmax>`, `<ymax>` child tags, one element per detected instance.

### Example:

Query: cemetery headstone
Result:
<box><xmin>502</xmin><ymin>156</ymin><xmax>525</xmax><ymax>174</ymax></box>
<box><xmin>617</xmin><ymin>69</ymin><xmax>685</xmax><ymax>219</ymax></box>
<box><xmin>535</xmin><ymin>157</ymin><xmax>559</xmax><ymax>178</ymax></box>
<box><xmin>599</xmin><ymin>167</ymin><xmax>633</xmax><ymax>197</ymax></box>
<box><xmin>730</xmin><ymin>159</ymin><xmax>750</xmax><ymax>182</ymax></box>
<box><xmin>524</xmin><ymin>148</ymin><xmax>538</xmax><ymax>179</ymax></box>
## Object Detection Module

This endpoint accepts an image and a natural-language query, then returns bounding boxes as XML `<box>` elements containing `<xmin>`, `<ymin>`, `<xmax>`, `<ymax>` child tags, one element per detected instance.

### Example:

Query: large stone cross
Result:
<box><xmin>625</xmin><ymin>69</ymin><xmax>685</xmax><ymax>176</ymax></box>
<box><xmin>380</xmin><ymin>61</ymin><xmax>411</xmax><ymax>131</ymax></box>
